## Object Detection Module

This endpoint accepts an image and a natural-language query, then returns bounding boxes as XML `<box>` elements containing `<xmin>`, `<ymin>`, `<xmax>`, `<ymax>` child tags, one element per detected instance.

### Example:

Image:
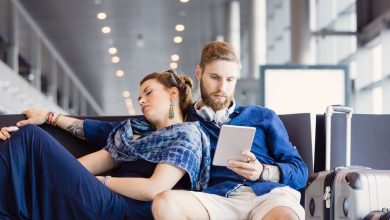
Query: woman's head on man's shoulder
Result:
<box><xmin>138</xmin><ymin>70</ymin><xmax>193</xmax><ymax>125</ymax></box>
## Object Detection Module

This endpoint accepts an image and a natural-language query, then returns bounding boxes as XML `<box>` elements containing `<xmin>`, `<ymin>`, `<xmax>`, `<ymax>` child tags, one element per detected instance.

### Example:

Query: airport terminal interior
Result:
<box><xmin>3</xmin><ymin>1</ymin><xmax>390</xmax><ymax>219</ymax></box>
<box><xmin>0</xmin><ymin>0</ymin><xmax>389</xmax><ymax>116</ymax></box>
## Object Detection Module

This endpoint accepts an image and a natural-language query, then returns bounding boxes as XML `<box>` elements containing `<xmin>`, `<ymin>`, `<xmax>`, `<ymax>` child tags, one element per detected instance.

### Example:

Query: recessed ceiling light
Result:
<box><xmin>171</xmin><ymin>54</ymin><xmax>180</xmax><ymax>62</ymax></box>
<box><xmin>125</xmin><ymin>98</ymin><xmax>132</xmax><ymax>104</ymax></box>
<box><xmin>173</xmin><ymin>36</ymin><xmax>183</xmax><ymax>44</ymax></box>
<box><xmin>108</xmin><ymin>47</ymin><xmax>117</xmax><ymax>54</ymax></box>
<box><xmin>122</xmin><ymin>90</ymin><xmax>130</xmax><ymax>98</ymax></box>
<box><xmin>112</xmin><ymin>56</ymin><xmax>120</xmax><ymax>63</ymax></box>
<box><xmin>101</xmin><ymin>26</ymin><xmax>111</xmax><ymax>34</ymax></box>
<box><xmin>97</xmin><ymin>12</ymin><xmax>107</xmax><ymax>20</ymax></box>
<box><xmin>170</xmin><ymin>62</ymin><xmax>178</xmax><ymax>69</ymax></box>
<box><xmin>128</xmin><ymin>109</ymin><xmax>136</xmax><ymax>115</ymax></box>
<box><xmin>175</xmin><ymin>24</ymin><xmax>185</xmax><ymax>32</ymax></box>
<box><xmin>116</xmin><ymin>70</ymin><xmax>124</xmax><ymax>77</ymax></box>
<box><xmin>125</xmin><ymin>100</ymin><xmax>133</xmax><ymax>108</ymax></box>
<box><xmin>180</xmin><ymin>0</ymin><xmax>190</xmax><ymax>3</ymax></box>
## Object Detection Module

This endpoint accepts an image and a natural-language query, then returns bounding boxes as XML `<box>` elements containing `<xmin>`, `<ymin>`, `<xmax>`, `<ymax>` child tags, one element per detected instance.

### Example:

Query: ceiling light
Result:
<box><xmin>171</xmin><ymin>54</ymin><xmax>180</xmax><ymax>62</ymax></box>
<box><xmin>112</xmin><ymin>56</ymin><xmax>120</xmax><ymax>63</ymax></box>
<box><xmin>101</xmin><ymin>26</ymin><xmax>111</xmax><ymax>34</ymax></box>
<box><xmin>175</xmin><ymin>24</ymin><xmax>185</xmax><ymax>32</ymax></box>
<box><xmin>108</xmin><ymin>47</ymin><xmax>117</xmax><ymax>54</ymax></box>
<box><xmin>173</xmin><ymin>36</ymin><xmax>183</xmax><ymax>44</ymax></box>
<box><xmin>125</xmin><ymin>98</ymin><xmax>134</xmax><ymax>108</ymax></box>
<box><xmin>180</xmin><ymin>0</ymin><xmax>190</xmax><ymax>3</ymax></box>
<box><xmin>122</xmin><ymin>90</ymin><xmax>130</xmax><ymax>98</ymax></box>
<box><xmin>170</xmin><ymin>62</ymin><xmax>178</xmax><ymax>69</ymax></box>
<box><xmin>116</xmin><ymin>70</ymin><xmax>124</xmax><ymax>77</ymax></box>
<box><xmin>97</xmin><ymin>12</ymin><xmax>107</xmax><ymax>20</ymax></box>
<box><xmin>128</xmin><ymin>109</ymin><xmax>136</xmax><ymax>115</ymax></box>
<box><xmin>126</xmin><ymin>103</ymin><xmax>133</xmax><ymax>108</ymax></box>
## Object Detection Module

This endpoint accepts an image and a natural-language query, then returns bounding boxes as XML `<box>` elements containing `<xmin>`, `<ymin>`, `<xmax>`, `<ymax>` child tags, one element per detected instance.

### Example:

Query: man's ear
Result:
<box><xmin>195</xmin><ymin>65</ymin><xmax>202</xmax><ymax>80</ymax></box>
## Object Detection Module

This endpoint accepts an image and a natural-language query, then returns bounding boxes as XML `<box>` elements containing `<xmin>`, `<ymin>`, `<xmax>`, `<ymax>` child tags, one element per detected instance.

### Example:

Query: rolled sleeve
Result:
<box><xmin>83</xmin><ymin>119</ymin><xmax>121</xmax><ymax>147</ymax></box>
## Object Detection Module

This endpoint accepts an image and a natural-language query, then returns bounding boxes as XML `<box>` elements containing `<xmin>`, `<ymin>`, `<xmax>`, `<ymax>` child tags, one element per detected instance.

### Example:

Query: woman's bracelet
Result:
<box><xmin>46</xmin><ymin>112</ymin><xmax>55</xmax><ymax>125</ymax></box>
<box><xmin>46</xmin><ymin>111</ymin><xmax>62</xmax><ymax>126</ymax></box>
<box><xmin>53</xmin><ymin>113</ymin><xmax>62</xmax><ymax>126</ymax></box>
<box><xmin>103</xmin><ymin>176</ymin><xmax>111</xmax><ymax>186</ymax></box>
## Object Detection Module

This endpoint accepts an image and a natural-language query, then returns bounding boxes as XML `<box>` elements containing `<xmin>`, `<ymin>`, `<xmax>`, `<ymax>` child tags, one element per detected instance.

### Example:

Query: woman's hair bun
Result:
<box><xmin>179</xmin><ymin>75</ymin><xmax>193</xmax><ymax>90</ymax></box>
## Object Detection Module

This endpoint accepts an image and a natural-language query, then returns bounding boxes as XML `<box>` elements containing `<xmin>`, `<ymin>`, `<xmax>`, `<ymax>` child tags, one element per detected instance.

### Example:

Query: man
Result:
<box><xmin>151</xmin><ymin>41</ymin><xmax>308</xmax><ymax>220</ymax></box>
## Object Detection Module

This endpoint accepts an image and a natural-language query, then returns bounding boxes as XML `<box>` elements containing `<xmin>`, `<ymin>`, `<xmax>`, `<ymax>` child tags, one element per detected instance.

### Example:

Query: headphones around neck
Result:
<box><xmin>198</xmin><ymin>105</ymin><xmax>230</xmax><ymax>125</ymax></box>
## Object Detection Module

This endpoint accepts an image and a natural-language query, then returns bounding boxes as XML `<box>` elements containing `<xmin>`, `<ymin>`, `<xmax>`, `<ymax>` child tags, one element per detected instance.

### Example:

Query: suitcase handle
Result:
<box><xmin>325</xmin><ymin>105</ymin><xmax>353</xmax><ymax>171</ymax></box>
<box><xmin>326</xmin><ymin>105</ymin><xmax>353</xmax><ymax>115</ymax></box>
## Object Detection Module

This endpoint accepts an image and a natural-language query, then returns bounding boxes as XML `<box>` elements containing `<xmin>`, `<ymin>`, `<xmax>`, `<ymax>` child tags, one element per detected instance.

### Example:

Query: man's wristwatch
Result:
<box><xmin>260</xmin><ymin>164</ymin><xmax>270</xmax><ymax>181</ymax></box>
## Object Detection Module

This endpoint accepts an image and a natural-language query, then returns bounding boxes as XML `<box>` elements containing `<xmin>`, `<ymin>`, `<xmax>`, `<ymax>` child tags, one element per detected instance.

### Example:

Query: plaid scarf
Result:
<box><xmin>104</xmin><ymin>118</ymin><xmax>210</xmax><ymax>191</ymax></box>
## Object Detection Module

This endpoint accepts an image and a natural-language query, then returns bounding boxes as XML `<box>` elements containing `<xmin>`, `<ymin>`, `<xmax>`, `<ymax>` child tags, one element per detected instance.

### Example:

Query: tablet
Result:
<box><xmin>212</xmin><ymin>125</ymin><xmax>256</xmax><ymax>167</ymax></box>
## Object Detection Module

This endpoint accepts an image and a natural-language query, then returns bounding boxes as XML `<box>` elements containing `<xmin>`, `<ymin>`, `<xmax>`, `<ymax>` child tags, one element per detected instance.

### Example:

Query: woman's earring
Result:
<box><xmin>169</xmin><ymin>99</ymin><xmax>175</xmax><ymax>119</ymax></box>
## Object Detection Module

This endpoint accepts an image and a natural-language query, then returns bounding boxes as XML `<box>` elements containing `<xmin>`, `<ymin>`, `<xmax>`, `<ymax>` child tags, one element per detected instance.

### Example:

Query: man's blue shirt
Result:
<box><xmin>186</xmin><ymin>104</ymin><xmax>308</xmax><ymax>196</ymax></box>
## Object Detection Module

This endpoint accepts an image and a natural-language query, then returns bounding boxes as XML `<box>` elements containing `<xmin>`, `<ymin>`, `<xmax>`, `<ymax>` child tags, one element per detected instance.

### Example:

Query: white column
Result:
<box><xmin>248</xmin><ymin>0</ymin><xmax>266</xmax><ymax>79</ymax></box>
<box><xmin>227</xmin><ymin>1</ymin><xmax>241</xmax><ymax>71</ymax></box>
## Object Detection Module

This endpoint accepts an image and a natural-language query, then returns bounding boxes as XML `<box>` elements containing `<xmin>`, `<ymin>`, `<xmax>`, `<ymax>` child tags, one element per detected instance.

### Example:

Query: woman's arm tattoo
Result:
<box><xmin>66</xmin><ymin>120</ymin><xmax>85</xmax><ymax>140</ymax></box>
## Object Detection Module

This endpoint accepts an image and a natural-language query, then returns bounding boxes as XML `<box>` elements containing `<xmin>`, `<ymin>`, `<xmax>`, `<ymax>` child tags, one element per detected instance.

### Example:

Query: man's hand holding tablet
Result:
<box><xmin>212</xmin><ymin>125</ymin><xmax>266</xmax><ymax>181</ymax></box>
<box><xmin>212</xmin><ymin>125</ymin><xmax>256</xmax><ymax>167</ymax></box>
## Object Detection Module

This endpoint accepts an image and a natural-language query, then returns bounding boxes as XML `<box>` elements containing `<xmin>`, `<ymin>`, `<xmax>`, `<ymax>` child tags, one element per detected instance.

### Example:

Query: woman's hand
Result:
<box><xmin>0</xmin><ymin>126</ymin><xmax>19</xmax><ymax>140</ymax></box>
<box><xmin>226</xmin><ymin>150</ymin><xmax>263</xmax><ymax>181</ymax></box>
<box><xmin>16</xmin><ymin>108</ymin><xmax>48</xmax><ymax>127</ymax></box>
<box><xmin>0</xmin><ymin>108</ymin><xmax>47</xmax><ymax>140</ymax></box>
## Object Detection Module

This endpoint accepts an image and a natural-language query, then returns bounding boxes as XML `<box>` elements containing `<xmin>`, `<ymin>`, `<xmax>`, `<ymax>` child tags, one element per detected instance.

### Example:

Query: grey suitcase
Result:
<box><xmin>305</xmin><ymin>105</ymin><xmax>390</xmax><ymax>220</ymax></box>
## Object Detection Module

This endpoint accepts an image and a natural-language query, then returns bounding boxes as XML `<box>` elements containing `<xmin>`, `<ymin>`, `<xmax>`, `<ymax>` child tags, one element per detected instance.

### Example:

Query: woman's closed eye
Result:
<box><xmin>144</xmin><ymin>88</ymin><xmax>152</xmax><ymax>96</ymax></box>
<box><xmin>138</xmin><ymin>87</ymin><xmax>153</xmax><ymax>103</ymax></box>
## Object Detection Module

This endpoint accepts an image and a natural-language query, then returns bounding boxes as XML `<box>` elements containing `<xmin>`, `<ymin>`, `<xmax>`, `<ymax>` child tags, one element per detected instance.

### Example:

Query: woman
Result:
<box><xmin>0</xmin><ymin>70</ymin><xmax>210</xmax><ymax>219</ymax></box>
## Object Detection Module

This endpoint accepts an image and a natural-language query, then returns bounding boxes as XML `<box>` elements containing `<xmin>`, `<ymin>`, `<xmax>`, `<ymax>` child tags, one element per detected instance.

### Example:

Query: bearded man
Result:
<box><xmin>152</xmin><ymin>41</ymin><xmax>308</xmax><ymax>220</ymax></box>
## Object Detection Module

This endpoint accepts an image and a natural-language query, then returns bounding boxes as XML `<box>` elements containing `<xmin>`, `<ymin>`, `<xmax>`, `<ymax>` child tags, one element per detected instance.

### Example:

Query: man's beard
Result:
<box><xmin>200</xmin><ymin>78</ymin><xmax>233</xmax><ymax>112</ymax></box>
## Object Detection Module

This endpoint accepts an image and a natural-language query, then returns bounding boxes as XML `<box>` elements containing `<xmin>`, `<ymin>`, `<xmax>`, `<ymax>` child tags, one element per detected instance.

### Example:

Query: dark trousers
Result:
<box><xmin>0</xmin><ymin>124</ymin><xmax>152</xmax><ymax>220</ymax></box>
